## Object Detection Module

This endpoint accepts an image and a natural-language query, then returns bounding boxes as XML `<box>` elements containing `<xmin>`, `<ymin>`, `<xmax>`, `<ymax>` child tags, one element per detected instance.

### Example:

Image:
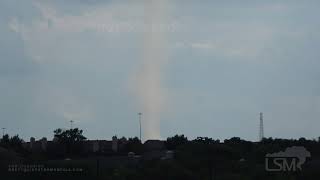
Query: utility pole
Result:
<box><xmin>2</xmin><ymin>128</ymin><xmax>6</xmax><ymax>137</ymax></box>
<box><xmin>138</xmin><ymin>113</ymin><xmax>142</xmax><ymax>142</ymax></box>
<box><xmin>70</xmin><ymin>120</ymin><xmax>74</xmax><ymax>129</ymax></box>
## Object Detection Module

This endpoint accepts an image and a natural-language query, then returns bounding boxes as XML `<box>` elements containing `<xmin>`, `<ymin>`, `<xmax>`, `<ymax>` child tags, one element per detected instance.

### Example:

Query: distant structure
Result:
<box><xmin>2</xmin><ymin>128</ymin><xmax>5</xmax><ymax>137</ymax></box>
<box><xmin>143</xmin><ymin>140</ymin><xmax>166</xmax><ymax>160</ymax></box>
<box><xmin>22</xmin><ymin>136</ymin><xmax>121</xmax><ymax>154</ymax></box>
<box><xmin>70</xmin><ymin>120</ymin><xmax>74</xmax><ymax>129</ymax></box>
<box><xmin>30</xmin><ymin>137</ymin><xmax>36</xmax><ymax>149</ymax></box>
<box><xmin>259</xmin><ymin>112</ymin><xmax>264</xmax><ymax>141</ymax></box>
<box><xmin>112</xmin><ymin>136</ymin><xmax>118</xmax><ymax>152</ymax></box>
<box><xmin>138</xmin><ymin>113</ymin><xmax>142</xmax><ymax>142</ymax></box>
<box><xmin>40</xmin><ymin>137</ymin><xmax>47</xmax><ymax>151</ymax></box>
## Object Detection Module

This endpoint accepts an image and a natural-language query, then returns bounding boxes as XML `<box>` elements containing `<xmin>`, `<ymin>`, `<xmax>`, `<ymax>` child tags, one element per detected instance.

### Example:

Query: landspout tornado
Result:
<box><xmin>137</xmin><ymin>0</ymin><xmax>168</xmax><ymax>141</ymax></box>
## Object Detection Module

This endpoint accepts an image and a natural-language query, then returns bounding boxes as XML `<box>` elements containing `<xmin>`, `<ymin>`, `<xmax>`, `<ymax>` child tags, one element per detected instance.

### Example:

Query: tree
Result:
<box><xmin>224</xmin><ymin>137</ymin><xmax>242</xmax><ymax>144</ymax></box>
<box><xmin>0</xmin><ymin>134</ymin><xmax>10</xmax><ymax>148</ymax></box>
<box><xmin>193</xmin><ymin>137</ymin><xmax>220</xmax><ymax>144</ymax></box>
<box><xmin>0</xmin><ymin>134</ymin><xmax>23</xmax><ymax>148</ymax></box>
<box><xmin>166</xmin><ymin>135</ymin><xmax>188</xmax><ymax>150</ymax></box>
<box><xmin>10</xmin><ymin>135</ymin><xmax>23</xmax><ymax>148</ymax></box>
<box><xmin>54</xmin><ymin>128</ymin><xmax>86</xmax><ymax>142</ymax></box>
<box><xmin>53</xmin><ymin>128</ymin><xmax>87</xmax><ymax>155</ymax></box>
<box><xmin>0</xmin><ymin>134</ymin><xmax>25</xmax><ymax>154</ymax></box>
<box><xmin>124</xmin><ymin>137</ymin><xmax>143</xmax><ymax>153</ymax></box>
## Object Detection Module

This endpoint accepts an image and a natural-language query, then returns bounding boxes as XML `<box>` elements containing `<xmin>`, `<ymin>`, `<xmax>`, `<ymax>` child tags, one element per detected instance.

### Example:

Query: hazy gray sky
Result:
<box><xmin>1</xmin><ymin>0</ymin><xmax>320</xmax><ymax>141</ymax></box>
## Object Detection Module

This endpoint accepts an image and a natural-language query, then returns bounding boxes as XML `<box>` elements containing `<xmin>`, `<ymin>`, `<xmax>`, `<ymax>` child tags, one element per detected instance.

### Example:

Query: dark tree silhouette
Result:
<box><xmin>0</xmin><ymin>134</ymin><xmax>10</xmax><ymax>147</ymax></box>
<box><xmin>166</xmin><ymin>134</ymin><xmax>188</xmax><ymax>150</ymax></box>
<box><xmin>53</xmin><ymin>128</ymin><xmax>87</xmax><ymax>155</ymax></box>
<box><xmin>193</xmin><ymin>137</ymin><xmax>220</xmax><ymax>144</ymax></box>
<box><xmin>9</xmin><ymin>135</ymin><xmax>23</xmax><ymax>148</ymax></box>
<box><xmin>124</xmin><ymin>137</ymin><xmax>143</xmax><ymax>154</ymax></box>
<box><xmin>54</xmin><ymin>128</ymin><xmax>87</xmax><ymax>142</ymax></box>
<box><xmin>0</xmin><ymin>134</ymin><xmax>25</xmax><ymax>154</ymax></box>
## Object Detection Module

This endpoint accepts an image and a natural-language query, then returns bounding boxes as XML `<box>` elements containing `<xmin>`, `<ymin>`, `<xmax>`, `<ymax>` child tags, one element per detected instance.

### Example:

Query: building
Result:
<box><xmin>143</xmin><ymin>140</ymin><xmax>167</xmax><ymax>160</ymax></box>
<box><xmin>22</xmin><ymin>136</ymin><xmax>120</xmax><ymax>154</ymax></box>
<box><xmin>22</xmin><ymin>137</ymin><xmax>50</xmax><ymax>153</ymax></box>
<box><xmin>144</xmin><ymin>140</ymin><xmax>165</xmax><ymax>151</ymax></box>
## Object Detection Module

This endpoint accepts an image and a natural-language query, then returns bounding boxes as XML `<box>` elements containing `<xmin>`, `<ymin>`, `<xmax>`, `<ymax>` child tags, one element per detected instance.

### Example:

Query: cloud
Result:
<box><xmin>29</xmin><ymin>81</ymin><xmax>96</xmax><ymax>124</ymax></box>
<box><xmin>171</xmin><ymin>22</ymin><xmax>276</xmax><ymax>60</ymax></box>
<box><xmin>2</xmin><ymin>0</ymin><xmax>320</xmax><ymax>141</ymax></box>
<box><xmin>191</xmin><ymin>42</ymin><xmax>216</xmax><ymax>49</ymax></box>
<box><xmin>8</xmin><ymin>18</ymin><xmax>21</xmax><ymax>33</ymax></box>
<box><xmin>7</xmin><ymin>0</ymin><xmax>163</xmax><ymax>65</ymax></box>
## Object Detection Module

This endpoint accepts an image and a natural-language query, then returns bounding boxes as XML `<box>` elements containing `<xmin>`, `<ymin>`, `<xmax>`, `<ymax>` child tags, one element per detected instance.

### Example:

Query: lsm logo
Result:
<box><xmin>265</xmin><ymin>146</ymin><xmax>311</xmax><ymax>172</ymax></box>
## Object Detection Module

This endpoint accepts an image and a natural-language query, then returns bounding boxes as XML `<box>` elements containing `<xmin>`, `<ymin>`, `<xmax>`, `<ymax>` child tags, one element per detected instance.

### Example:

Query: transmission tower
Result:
<box><xmin>259</xmin><ymin>112</ymin><xmax>264</xmax><ymax>141</ymax></box>
<box><xmin>138</xmin><ymin>113</ymin><xmax>142</xmax><ymax>142</ymax></box>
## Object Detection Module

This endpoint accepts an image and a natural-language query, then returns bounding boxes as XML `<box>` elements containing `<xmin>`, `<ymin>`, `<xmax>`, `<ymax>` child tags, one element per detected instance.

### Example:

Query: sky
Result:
<box><xmin>1</xmin><ymin>0</ymin><xmax>320</xmax><ymax>142</ymax></box>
